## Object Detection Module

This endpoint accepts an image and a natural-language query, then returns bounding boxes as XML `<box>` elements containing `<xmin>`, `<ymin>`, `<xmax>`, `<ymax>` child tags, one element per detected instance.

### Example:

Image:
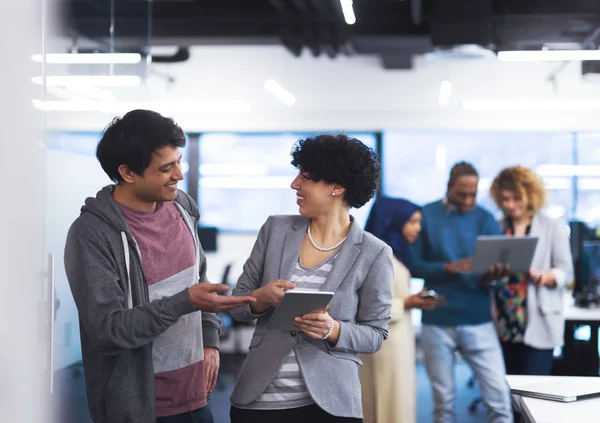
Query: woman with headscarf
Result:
<box><xmin>361</xmin><ymin>197</ymin><xmax>441</xmax><ymax>423</ymax></box>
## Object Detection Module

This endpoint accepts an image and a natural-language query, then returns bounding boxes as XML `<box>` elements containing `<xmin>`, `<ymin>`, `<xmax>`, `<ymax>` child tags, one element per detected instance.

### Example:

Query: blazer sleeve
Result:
<box><xmin>329</xmin><ymin>245</ymin><xmax>394</xmax><ymax>354</ymax></box>
<box><xmin>229</xmin><ymin>216</ymin><xmax>272</xmax><ymax>322</ymax></box>
<box><xmin>548</xmin><ymin>219</ymin><xmax>574</xmax><ymax>289</ymax></box>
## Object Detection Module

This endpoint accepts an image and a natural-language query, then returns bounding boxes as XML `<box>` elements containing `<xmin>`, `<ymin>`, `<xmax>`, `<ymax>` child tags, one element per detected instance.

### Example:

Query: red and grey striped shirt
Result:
<box><xmin>118</xmin><ymin>201</ymin><xmax>207</xmax><ymax>417</ymax></box>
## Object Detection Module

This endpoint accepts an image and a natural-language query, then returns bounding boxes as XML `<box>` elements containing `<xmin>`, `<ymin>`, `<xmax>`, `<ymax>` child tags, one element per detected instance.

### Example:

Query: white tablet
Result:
<box><xmin>470</xmin><ymin>235</ymin><xmax>539</xmax><ymax>274</ymax></box>
<box><xmin>266</xmin><ymin>290</ymin><xmax>334</xmax><ymax>331</ymax></box>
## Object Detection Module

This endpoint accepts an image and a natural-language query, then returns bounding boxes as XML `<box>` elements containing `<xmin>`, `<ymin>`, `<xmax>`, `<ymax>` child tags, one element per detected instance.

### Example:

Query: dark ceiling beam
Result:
<box><xmin>495</xmin><ymin>0</ymin><xmax>600</xmax><ymax>14</ymax></box>
<box><xmin>268</xmin><ymin>0</ymin><xmax>290</xmax><ymax>14</ymax></box>
<box><xmin>290</xmin><ymin>0</ymin><xmax>310</xmax><ymax>14</ymax></box>
<box><xmin>65</xmin><ymin>0</ymin><xmax>427</xmax><ymax>39</ymax></box>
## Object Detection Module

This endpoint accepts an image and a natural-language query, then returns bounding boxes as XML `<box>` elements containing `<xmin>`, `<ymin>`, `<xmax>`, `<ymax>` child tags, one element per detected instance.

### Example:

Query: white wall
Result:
<box><xmin>45</xmin><ymin>109</ymin><xmax>600</xmax><ymax>133</ymax></box>
<box><xmin>0</xmin><ymin>0</ymin><xmax>48</xmax><ymax>421</ymax></box>
<box><xmin>40</xmin><ymin>45</ymin><xmax>600</xmax><ymax>133</ymax></box>
<box><xmin>45</xmin><ymin>149</ymin><xmax>112</xmax><ymax>369</ymax></box>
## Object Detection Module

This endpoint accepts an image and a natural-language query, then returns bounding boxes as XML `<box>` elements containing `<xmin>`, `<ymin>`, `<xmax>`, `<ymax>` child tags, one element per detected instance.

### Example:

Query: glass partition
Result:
<box><xmin>198</xmin><ymin>132</ymin><xmax>377</xmax><ymax>232</ymax></box>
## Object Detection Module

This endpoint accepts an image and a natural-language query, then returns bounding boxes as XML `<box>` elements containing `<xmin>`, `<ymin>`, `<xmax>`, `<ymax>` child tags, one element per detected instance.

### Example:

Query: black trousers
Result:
<box><xmin>230</xmin><ymin>405</ymin><xmax>362</xmax><ymax>423</ymax></box>
<box><xmin>501</xmin><ymin>342</ymin><xmax>554</xmax><ymax>375</ymax></box>
<box><xmin>156</xmin><ymin>405</ymin><xmax>214</xmax><ymax>423</ymax></box>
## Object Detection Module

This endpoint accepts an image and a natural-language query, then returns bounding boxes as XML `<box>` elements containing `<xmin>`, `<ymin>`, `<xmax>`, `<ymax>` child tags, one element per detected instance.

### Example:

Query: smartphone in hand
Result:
<box><xmin>419</xmin><ymin>289</ymin><xmax>447</xmax><ymax>304</ymax></box>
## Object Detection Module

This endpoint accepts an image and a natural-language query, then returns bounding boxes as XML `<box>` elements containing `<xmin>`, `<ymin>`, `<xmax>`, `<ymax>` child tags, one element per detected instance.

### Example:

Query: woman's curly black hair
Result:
<box><xmin>291</xmin><ymin>134</ymin><xmax>380</xmax><ymax>208</ymax></box>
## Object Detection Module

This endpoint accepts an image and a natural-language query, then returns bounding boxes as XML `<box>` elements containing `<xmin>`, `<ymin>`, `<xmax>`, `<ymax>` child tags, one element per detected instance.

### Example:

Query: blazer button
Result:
<box><xmin>290</xmin><ymin>330</ymin><xmax>297</xmax><ymax>337</ymax></box>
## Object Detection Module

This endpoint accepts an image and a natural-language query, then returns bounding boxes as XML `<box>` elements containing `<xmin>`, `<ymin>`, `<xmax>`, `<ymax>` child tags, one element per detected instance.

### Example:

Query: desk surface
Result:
<box><xmin>564</xmin><ymin>298</ymin><xmax>600</xmax><ymax>321</ymax></box>
<box><xmin>506</xmin><ymin>375</ymin><xmax>600</xmax><ymax>423</ymax></box>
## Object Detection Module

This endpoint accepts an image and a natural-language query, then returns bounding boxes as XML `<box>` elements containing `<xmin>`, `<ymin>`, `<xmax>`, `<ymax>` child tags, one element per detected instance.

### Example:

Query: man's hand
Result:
<box><xmin>250</xmin><ymin>280</ymin><xmax>296</xmax><ymax>314</ymax></box>
<box><xmin>203</xmin><ymin>347</ymin><xmax>219</xmax><ymax>394</ymax></box>
<box><xmin>444</xmin><ymin>258</ymin><xmax>472</xmax><ymax>274</ymax></box>
<box><xmin>188</xmin><ymin>282</ymin><xmax>256</xmax><ymax>312</ymax></box>
<box><xmin>405</xmin><ymin>291</ymin><xmax>441</xmax><ymax>311</ymax></box>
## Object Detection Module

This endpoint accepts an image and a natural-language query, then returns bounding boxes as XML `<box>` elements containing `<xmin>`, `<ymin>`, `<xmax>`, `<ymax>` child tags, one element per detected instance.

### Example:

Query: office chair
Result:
<box><xmin>467</xmin><ymin>375</ymin><xmax>484</xmax><ymax>414</ymax></box>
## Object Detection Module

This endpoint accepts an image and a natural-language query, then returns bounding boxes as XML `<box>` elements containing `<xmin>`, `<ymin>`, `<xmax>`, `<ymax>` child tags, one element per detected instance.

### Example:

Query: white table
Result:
<box><xmin>564</xmin><ymin>303</ymin><xmax>600</xmax><ymax>321</ymax></box>
<box><xmin>506</xmin><ymin>375</ymin><xmax>600</xmax><ymax>423</ymax></box>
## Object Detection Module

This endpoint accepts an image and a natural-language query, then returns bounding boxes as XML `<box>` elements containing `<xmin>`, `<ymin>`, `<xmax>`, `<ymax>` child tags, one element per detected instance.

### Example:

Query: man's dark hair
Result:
<box><xmin>291</xmin><ymin>134</ymin><xmax>380</xmax><ymax>208</ymax></box>
<box><xmin>448</xmin><ymin>161</ymin><xmax>478</xmax><ymax>187</ymax></box>
<box><xmin>96</xmin><ymin>109</ymin><xmax>186</xmax><ymax>183</ymax></box>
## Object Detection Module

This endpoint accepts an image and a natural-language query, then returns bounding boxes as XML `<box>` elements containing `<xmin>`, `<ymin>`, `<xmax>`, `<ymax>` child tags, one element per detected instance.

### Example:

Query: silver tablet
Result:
<box><xmin>511</xmin><ymin>379</ymin><xmax>600</xmax><ymax>403</ymax></box>
<box><xmin>471</xmin><ymin>235</ymin><xmax>539</xmax><ymax>274</ymax></box>
<box><xmin>266</xmin><ymin>290</ymin><xmax>334</xmax><ymax>331</ymax></box>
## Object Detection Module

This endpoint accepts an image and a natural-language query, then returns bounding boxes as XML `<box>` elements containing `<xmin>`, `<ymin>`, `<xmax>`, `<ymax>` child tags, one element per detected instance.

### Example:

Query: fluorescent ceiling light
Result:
<box><xmin>200</xmin><ymin>164</ymin><xmax>268</xmax><ymax>176</ymax></box>
<box><xmin>340</xmin><ymin>0</ymin><xmax>356</xmax><ymax>25</ymax></box>
<box><xmin>264</xmin><ymin>79</ymin><xmax>296</xmax><ymax>106</ymax></box>
<box><xmin>498</xmin><ymin>50</ymin><xmax>600</xmax><ymax>62</ymax></box>
<box><xmin>578</xmin><ymin>179</ymin><xmax>600</xmax><ymax>190</ymax></box>
<box><xmin>536</xmin><ymin>164</ymin><xmax>600</xmax><ymax>177</ymax></box>
<box><xmin>32</xmin><ymin>75</ymin><xmax>141</xmax><ymax>87</ymax></box>
<box><xmin>462</xmin><ymin>99</ymin><xmax>600</xmax><ymax>112</ymax></box>
<box><xmin>543</xmin><ymin>177</ymin><xmax>571</xmax><ymax>190</ymax></box>
<box><xmin>32</xmin><ymin>100</ymin><xmax>252</xmax><ymax>114</ymax></box>
<box><xmin>438</xmin><ymin>80</ymin><xmax>452</xmax><ymax>106</ymax></box>
<box><xmin>199</xmin><ymin>176</ymin><xmax>292</xmax><ymax>189</ymax></box>
<box><xmin>31</xmin><ymin>53</ymin><xmax>142</xmax><ymax>64</ymax></box>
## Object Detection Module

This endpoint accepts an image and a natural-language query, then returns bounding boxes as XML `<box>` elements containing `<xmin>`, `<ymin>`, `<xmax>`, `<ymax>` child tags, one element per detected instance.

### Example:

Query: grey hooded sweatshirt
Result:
<box><xmin>64</xmin><ymin>185</ymin><xmax>221</xmax><ymax>423</ymax></box>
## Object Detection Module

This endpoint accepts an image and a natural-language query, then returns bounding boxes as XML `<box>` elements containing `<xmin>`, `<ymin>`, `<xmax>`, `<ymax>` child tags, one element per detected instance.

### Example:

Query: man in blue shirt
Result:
<box><xmin>411</xmin><ymin>162</ymin><xmax>512</xmax><ymax>423</ymax></box>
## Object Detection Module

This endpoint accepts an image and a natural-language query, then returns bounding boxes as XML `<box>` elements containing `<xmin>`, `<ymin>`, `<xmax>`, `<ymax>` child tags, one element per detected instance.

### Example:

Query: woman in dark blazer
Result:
<box><xmin>229</xmin><ymin>134</ymin><xmax>394</xmax><ymax>423</ymax></box>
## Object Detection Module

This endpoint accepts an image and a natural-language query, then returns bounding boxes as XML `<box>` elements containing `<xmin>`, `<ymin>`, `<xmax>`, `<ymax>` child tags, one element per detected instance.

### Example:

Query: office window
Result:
<box><xmin>46</xmin><ymin>132</ymin><xmax>190</xmax><ymax>193</ymax></box>
<box><xmin>382</xmin><ymin>131</ymin><xmax>574</xmax><ymax>220</ymax></box>
<box><xmin>575</xmin><ymin>133</ymin><xmax>600</xmax><ymax>225</ymax></box>
<box><xmin>198</xmin><ymin>132</ymin><xmax>377</xmax><ymax>232</ymax></box>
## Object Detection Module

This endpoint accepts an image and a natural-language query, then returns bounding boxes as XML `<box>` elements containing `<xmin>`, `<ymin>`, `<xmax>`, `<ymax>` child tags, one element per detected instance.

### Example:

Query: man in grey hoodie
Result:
<box><xmin>64</xmin><ymin>109</ymin><xmax>255</xmax><ymax>423</ymax></box>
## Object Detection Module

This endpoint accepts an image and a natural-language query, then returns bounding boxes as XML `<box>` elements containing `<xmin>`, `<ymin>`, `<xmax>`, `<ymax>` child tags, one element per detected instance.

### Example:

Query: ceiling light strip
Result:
<box><xmin>31</xmin><ymin>53</ymin><xmax>142</xmax><ymax>64</ymax></box>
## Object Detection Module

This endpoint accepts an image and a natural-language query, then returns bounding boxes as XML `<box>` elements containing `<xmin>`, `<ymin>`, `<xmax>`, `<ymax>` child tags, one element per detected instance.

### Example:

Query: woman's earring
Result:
<box><xmin>332</xmin><ymin>192</ymin><xmax>336</xmax><ymax>196</ymax></box>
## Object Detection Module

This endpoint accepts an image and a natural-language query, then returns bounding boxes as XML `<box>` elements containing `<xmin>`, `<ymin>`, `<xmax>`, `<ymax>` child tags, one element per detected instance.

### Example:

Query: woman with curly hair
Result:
<box><xmin>229</xmin><ymin>134</ymin><xmax>394</xmax><ymax>423</ymax></box>
<box><xmin>490</xmin><ymin>165</ymin><xmax>573</xmax><ymax>376</ymax></box>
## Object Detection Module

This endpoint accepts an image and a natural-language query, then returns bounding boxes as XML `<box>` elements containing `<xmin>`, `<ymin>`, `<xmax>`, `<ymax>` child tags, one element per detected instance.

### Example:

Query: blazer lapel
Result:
<box><xmin>279</xmin><ymin>217</ymin><xmax>308</xmax><ymax>281</ymax></box>
<box><xmin>321</xmin><ymin>217</ymin><xmax>363</xmax><ymax>293</ymax></box>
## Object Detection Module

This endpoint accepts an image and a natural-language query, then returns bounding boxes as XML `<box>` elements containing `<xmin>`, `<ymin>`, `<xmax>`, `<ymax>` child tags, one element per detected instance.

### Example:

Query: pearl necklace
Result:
<box><xmin>307</xmin><ymin>222</ymin><xmax>348</xmax><ymax>252</ymax></box>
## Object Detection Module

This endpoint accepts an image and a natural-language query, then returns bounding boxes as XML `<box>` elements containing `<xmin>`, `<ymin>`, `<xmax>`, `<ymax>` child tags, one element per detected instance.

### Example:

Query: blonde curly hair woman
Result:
<box><xmin>490</xmin><ymin>165</ymin><xmax>573</xmax><ymax>376</ymax></box>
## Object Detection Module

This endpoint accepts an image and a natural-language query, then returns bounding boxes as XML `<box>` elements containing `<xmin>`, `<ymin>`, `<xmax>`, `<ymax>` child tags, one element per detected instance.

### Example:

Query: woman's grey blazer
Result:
<box><xmin>494</xmin><ymin>213</ymin><xmax>574</xmax><ymax>349</ymax></box>
<box><xmin>229</xmin><ymin>214</ymin><xmax>394</xmax><ymax>418</ymax></box>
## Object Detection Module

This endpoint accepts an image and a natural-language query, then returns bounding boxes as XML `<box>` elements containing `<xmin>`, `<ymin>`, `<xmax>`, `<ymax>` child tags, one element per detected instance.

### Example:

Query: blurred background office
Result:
<box><xmin>12</xmin><ymin>0</ymin><xmax>600</xmax><ymax>422</ymax></box>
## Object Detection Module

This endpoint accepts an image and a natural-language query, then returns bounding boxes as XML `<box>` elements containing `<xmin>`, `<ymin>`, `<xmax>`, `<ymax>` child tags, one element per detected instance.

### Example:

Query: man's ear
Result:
<box><xmin>118</xmin><ymin>165</ymin><xmax>136</xmax><ymax>184</ymax></box>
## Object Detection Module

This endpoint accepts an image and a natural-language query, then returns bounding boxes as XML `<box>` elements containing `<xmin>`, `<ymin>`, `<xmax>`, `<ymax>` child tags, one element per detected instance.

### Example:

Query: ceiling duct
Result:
<box><xmin>62</xmin><ymin>0</ymin><xmax>600</xmax><ymax>69</ymax></box>
<box><xmin>430</xmin><ymin>0</ymin><xmax>494</xmax><ymax>48</ymax></box>
<box><xmin>151</xmin><ymin>47</ymin><xmax>190</xmax><ymax>63</ymax></box>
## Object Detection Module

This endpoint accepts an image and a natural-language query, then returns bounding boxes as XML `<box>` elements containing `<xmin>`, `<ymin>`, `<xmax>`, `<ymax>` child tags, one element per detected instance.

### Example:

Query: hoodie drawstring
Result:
<box><xmin>121</xmin><ymin>231</ymin><xmax>133</xmax><ymax>309</ymax></box>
